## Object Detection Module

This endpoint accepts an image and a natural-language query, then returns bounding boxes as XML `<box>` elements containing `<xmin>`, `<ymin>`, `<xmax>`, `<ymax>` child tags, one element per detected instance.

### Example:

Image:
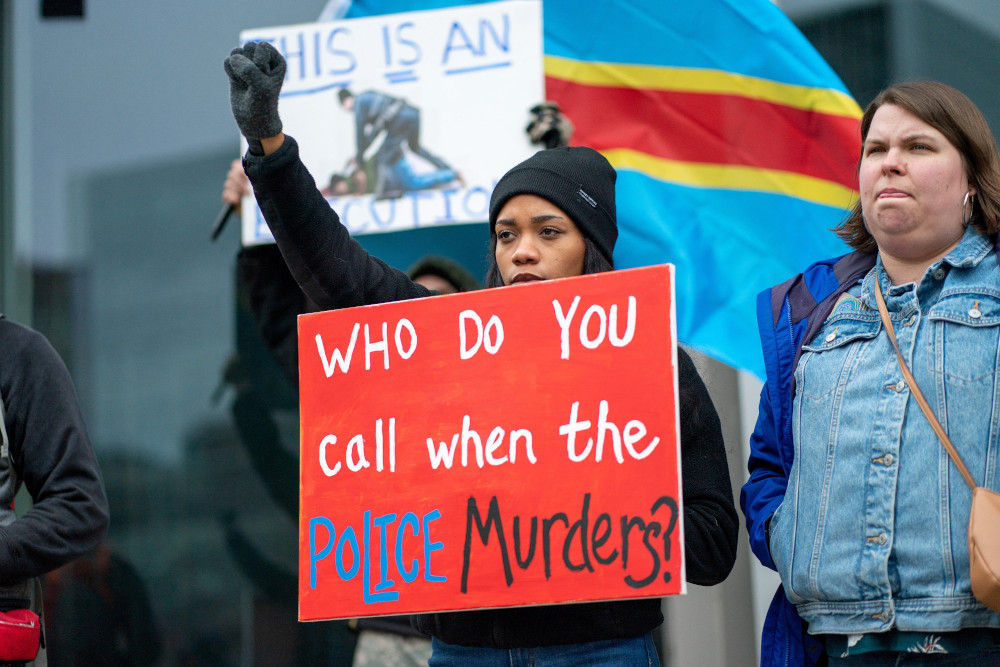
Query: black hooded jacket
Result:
<box><xmin>241</xmin><ymin>136</ymin><xmax>738</xmax><ymax>648</ymax></box>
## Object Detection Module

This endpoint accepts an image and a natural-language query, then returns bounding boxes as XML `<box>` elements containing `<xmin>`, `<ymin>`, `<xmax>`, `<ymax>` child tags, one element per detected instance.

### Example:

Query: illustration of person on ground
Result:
<box><xmin>320</xmin><ymin>159</ymin><xmax>368</xmax><ymax>198</ymax></box>
<box><xmin>338</xmin><ymin>87</ymin><xmax>462</xmax><ymax>199</ymax></box>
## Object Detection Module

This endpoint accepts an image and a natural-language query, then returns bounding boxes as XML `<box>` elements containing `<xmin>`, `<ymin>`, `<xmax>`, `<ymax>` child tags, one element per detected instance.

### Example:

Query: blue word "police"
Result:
<box><xmin>309</xmin><ymin>509</ymin><xmax>447</xmax><ymax>603</ymax></box>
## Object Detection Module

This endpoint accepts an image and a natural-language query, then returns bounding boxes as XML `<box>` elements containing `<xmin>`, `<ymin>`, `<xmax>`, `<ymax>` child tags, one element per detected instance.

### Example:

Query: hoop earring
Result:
<box><xmin>963</xmin><ymin>191</ymin><xmax>975</xmax><ymax>227</ymax></box>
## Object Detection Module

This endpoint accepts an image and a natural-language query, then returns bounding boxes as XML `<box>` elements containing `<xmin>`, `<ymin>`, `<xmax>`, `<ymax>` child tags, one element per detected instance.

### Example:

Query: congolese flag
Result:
<box><xmin>345</xmin><ymin>0</ymin><xmax>862</xmax><ymax>377</ymax></box>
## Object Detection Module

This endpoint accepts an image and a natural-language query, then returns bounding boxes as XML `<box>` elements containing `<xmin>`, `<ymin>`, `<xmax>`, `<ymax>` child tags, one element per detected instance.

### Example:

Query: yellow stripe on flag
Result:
<box><xmin>603</xmin><ymin>148</ymin><xmax>859</xmax><ymax>209</ymax></box>
<box><xmin>545</xmin><ymin>55</ymin><xmax>862</xmax><ymax>119</ymax></box>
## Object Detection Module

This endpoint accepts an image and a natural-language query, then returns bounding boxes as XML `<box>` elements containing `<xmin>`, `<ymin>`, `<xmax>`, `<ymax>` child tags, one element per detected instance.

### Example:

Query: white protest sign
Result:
<box><xmin>239</xmin><ymin>0</ymin><xmax>544</xmax><ymax>246</ymax></box>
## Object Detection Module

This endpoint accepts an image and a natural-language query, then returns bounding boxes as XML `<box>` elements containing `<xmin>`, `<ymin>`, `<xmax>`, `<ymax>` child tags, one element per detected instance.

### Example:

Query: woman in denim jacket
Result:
<box><xmin>743</xmin><ymin>80</ymin><xmax>1000</xmax><ymax>665</ymax></box>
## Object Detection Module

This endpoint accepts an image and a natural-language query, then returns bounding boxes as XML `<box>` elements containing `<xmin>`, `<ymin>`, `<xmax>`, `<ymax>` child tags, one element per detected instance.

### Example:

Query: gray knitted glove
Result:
<box><xmin>224</xmin><ymin>41</ymin><xmax>286</xmax><ymax>151</ymax></box>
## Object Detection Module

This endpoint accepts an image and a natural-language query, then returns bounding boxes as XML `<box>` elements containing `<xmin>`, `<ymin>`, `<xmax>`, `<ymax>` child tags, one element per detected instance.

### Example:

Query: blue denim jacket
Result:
<box><xmin>769</xmin><ymin>227</ymin><xmax>1000</xmax><ymax>635</ymax></box>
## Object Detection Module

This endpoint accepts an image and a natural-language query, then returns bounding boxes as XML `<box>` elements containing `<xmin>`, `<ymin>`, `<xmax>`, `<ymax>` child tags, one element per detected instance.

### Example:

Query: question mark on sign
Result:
<box><xmin>650</xmin><ymin>496</ymin><xmax>678</xmax><ymax>583</ymax></box>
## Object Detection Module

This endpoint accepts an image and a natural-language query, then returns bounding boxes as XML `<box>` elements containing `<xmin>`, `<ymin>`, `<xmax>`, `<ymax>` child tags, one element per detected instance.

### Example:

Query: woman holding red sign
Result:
<box><xmin>224</xmin><ymin>41</ymin><xmax>738</xmax><ymax>666</ymax></box>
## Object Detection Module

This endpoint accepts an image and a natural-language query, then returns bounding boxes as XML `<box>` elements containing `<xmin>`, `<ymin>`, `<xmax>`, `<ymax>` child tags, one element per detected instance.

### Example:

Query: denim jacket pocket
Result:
<box><xmin>927</xmin><ymin>292</ymin><xmax>1000</xmax><ymax>384</ymax></box>
<box><xmin>796</xmin><ymin>315</ymin><xmax>882</xmax><ymax>400</ymax></box>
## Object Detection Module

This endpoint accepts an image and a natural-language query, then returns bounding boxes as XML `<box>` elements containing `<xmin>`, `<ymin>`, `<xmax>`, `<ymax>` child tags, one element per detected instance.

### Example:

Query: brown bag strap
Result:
<box><xmin>872</xmin><ymin>278</ymin><xmax>978</xmax><ymax>490</ymax></box>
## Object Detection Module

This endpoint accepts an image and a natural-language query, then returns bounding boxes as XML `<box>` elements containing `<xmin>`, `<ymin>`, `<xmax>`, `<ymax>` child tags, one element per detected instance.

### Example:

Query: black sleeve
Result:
<box><xmin>676</xmin><ymin>347</ymin><xmax>739</xmax><ymax>586</ymax></box>
<box><xmin>242</xmin><ymin>135</ymin><xmax>434</xmax><ymax>311</ymax></box>
<box><xmin>0</xmin><ymin>320</ymin><xmax>110</xmax><ymax>584</ymax></box>
<box><xmin>237</xmin><ymin>243</ymin><xmax>306</xmax><ymax>384</ymax></box>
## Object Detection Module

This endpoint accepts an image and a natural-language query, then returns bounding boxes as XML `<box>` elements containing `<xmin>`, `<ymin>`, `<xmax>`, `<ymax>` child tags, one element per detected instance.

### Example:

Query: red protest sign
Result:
<box><xmin>297</xmin><ymin>264</ymin><xmax>683</xmax><ymax>621</ymax></box>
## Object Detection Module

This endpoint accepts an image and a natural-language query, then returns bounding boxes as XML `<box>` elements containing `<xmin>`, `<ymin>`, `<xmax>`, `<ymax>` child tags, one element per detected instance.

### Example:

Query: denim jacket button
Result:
<box><xmin>882</xmin><ymin>453</ymin><xmax>894</xmax><ymax>466</ymax></box>
<box><xmin>905</xmin><ymin>314</ymin><xmax>916</xmax><ymax>326</ymax></box>
<box><xmin>880</xmin><ymin>611</ymin><xmax>891</xmax><ymax>622</ymax></box>
<box><xmin>825</xmin><ymin>331</ymin><xmax>837</xmax><ymax>343</ymax></box>
<box><xmin>933</xmin><ymin>268</ymin><xmax>947</xmax><ymax>280</ymax></box>
<box><xmin>878</xmin><ymin>533</ymin><xmax>888</xmax><ymax>545</ymax></box>
<box><xmin>969</xmin><ymin>308</ymin><xmax>982</xmax><ymax>319</ymax></box>
<box><xmin>895</xmin><ymin>380</ymin><xmax>906</xmax><ymax>392</ymax></box>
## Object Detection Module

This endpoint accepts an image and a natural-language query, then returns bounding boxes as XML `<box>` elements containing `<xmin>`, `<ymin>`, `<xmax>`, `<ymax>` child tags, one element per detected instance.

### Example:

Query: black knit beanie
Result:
<box><xmin>488</xmin><ymin>146</ymin><xmax>617</xmax><ymax>263</ymax></box>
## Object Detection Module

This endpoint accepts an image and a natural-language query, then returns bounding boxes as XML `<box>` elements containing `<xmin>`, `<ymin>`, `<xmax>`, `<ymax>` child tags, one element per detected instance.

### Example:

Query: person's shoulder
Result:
<box><xmin>771</xmin><ymin>253</ymin><xmax>845</xmax><ymax>296</ymax></box>
<box><xmin>0</xmin><ymin>317</ymin><xmax>47</xmax><ymax>354</ymax></box>
<box><xmin>805</xmin><ymin>249</ymin><xmax>874</xmax><ymax>284</ymax></box>
<box><xmin>676</xmin><ymin>344</ymin><xmax>694</xmax><ymax>367</ymax></box>
<box><xmin>0</xmin><ymin>317</ymin><xmax>62</xmax><ymax>372</ymax></box>
<box><xmin>674</xmin><ymin>345</ymin><xmax>704</xmax><ymax>387</ymax></box>
<box><xmin>764</xmin><ymin>250</ymin><xmax>874</xmax><ymax>314</ymax></box>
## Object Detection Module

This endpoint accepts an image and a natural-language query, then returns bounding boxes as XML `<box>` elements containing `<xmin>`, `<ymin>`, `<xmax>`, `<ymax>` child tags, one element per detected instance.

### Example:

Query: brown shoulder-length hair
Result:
<box><xmin>835</xmin><ymin>80</ymin><xmax>1000</xmax><ymax>252</ymax></box>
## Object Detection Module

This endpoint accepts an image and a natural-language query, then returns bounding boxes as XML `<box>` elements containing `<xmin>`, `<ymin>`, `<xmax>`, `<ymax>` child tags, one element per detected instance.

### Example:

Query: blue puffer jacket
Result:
<box><xmin>740</xmin><ymin>250</ymin><xmax>875</xmax><ymax>667</ymax></box>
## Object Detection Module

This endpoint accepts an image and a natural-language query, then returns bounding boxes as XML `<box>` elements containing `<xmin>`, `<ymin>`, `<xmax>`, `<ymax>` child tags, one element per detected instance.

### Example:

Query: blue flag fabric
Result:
<box><xmin>344</xmin><ymin>0</ymin><xmax>862</xmax><ymax>378</ymax></box>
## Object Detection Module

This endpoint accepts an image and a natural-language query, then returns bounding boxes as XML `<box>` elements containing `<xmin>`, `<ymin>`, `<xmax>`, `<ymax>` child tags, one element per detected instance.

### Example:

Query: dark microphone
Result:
<box><xmin>211</xmin><ymin>203</ymin><xmax>236</xmax><ymax>242</ymax></box>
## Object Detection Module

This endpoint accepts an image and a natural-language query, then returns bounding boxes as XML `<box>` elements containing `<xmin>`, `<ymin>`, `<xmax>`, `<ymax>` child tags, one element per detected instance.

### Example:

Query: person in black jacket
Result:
<box><xmin>0</xmin><ymin>315</ymin><xmax>110</xmax><ymax>665</ymax></box>
<box><xmin>224</xmin><ymin>41</ymin><xmax>737</xmax><ymax>666</ymax></box>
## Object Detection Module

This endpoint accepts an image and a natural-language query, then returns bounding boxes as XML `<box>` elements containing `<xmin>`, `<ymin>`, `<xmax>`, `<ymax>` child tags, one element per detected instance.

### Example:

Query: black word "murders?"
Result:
<box><xmin>461</xmin><ymin>493</ymin><xmax>678</xmax><ymax>593</ymax></box>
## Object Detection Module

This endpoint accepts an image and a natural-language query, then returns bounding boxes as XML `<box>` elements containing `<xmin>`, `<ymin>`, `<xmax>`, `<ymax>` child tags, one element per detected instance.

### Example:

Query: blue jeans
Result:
<box><xmin>828</xmin><ymin>645</ymin><xmax>1000</xmax><ymax>666</ymax></box>
<box><xmin>428</xmin><ymin>632</ymin><xmax>659</xmax><ymax>667</ymax></box>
